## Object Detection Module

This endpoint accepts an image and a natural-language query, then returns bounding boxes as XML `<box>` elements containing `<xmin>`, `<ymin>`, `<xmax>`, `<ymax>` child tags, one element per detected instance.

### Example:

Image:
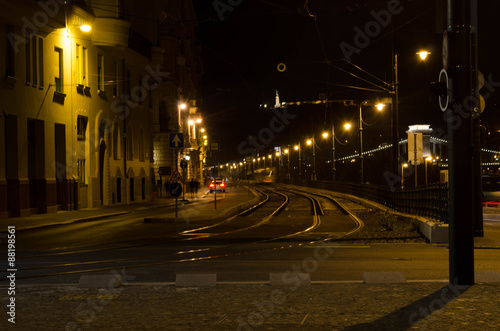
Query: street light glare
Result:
<box><xmin>179</xmin><ymin>103</ymin><xmax>187</xmax><ymax>110</ymax></box>
<box><xmin>417</xmin><ymin>51</ymin><xmax>430</xmax><ymax>60</ymax></box>
<box><xmin>322</xmin><ymin>132</ymin><xmax>328</xmax><ymax>139</ymax></box>
<box><xmin>294</xmin><ymin>145</ymin><xmax>299</xmax><ymax>150</ymax></box>
<box><xmin>80</xmin><ymin>24</ymin><xmax>91</xmax><ymax>32</ymax></box>
<box><xmin>306</xmin><ymin>140</ymin><xmax>312</xmax><ymax>146</ymax></box>
<box><xmin>376</xmin><ymin>103</ymin><xmax>385</xmax><ymax>111</ymax></box>
<box><xmin>344</xmin><ymin>123</ymin><xmax>352</xmax><ymax>131</ymax></box>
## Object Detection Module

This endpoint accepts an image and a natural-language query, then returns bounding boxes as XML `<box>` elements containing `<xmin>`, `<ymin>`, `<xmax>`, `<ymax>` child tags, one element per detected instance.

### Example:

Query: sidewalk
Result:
<box><xmin>0</xmin><ymin>185</ymin><xmax>259</xmax><ymax>232</ymax></box>
<box><xmin>2</xmin><ymin>282</ymin><xmax>500</xmax><ymax>330</ymax></box>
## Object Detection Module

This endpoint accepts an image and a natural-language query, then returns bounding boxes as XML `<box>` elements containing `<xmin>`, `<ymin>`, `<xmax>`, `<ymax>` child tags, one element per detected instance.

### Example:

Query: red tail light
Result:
<box><xmin>220</xmin><ymin>182</ymin><xmax>225</xmax><ymax>188</ymax></box>
<box><xmin>209</xmin><ymin>183</ymin><xmax>215</xmax><ymax>188</ymax></box>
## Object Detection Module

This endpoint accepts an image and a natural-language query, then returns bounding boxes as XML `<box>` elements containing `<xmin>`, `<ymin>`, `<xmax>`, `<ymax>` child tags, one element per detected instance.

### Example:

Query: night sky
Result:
<box><xmin>192</xmin><ymin>0</ymin><xmax>500</xmax><ymax>163</ymax></box>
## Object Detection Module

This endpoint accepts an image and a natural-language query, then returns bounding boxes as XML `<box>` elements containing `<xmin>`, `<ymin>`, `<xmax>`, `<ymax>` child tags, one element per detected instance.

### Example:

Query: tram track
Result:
<box><xmin>1</xmin><ymin>185</ymin><xmax>364</xmax><ymax>281</ymax></box>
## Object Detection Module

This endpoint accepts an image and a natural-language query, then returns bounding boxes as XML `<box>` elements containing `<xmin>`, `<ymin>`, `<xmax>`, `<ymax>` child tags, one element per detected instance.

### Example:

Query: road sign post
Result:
<box><xmin>169</xmin><ymin>181</ymin><xmax>183</xmax><ymax>218</ymax></box>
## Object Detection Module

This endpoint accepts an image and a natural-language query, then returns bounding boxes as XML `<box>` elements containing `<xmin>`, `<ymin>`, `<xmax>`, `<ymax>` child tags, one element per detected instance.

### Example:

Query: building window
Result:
<box><xmin>6</xmin><ymin>26</ymin><xmax>15</xmax><ymax>77</ymax></box>
<box><xmin>112</xmin><ymin>61</ymin><xmax>118</xmax><ymax>97</ymax></box>
<box><xmin>54</xmin><ymin>47</ymin><xmax>63</xmax><ymax>92</ymax></box>
<box><xmin>38</xmin><ymin>38</ymin><xmax>44</xmax><ymax>88</ymax></box>
<box><xmin>82</xmin><ymin>46</ymin><xmax>87</xmax><ymax>86</ymax></box>
<box><xmin>77</xmin><ymin>159</ymin><xmax>86</xmax><ymax>184</ymax></box>
<box><xmin>25</xmin><ymin>35</ymin><xmax>30</xmax><ymax>83</ymax></box>
<box><xmin>97</xmin><ymin>53</ymin><xmax>103</xmax><ymax>91</ymax></box>
<box><xmin>32</xmin><ymin>36</ymin><xmax>37</xmax><ymax>86</ymax></box>
<box><xmin>77</xmin><ymin>115</ymin><xmax>88</xmax><ymax>140</ymax></box>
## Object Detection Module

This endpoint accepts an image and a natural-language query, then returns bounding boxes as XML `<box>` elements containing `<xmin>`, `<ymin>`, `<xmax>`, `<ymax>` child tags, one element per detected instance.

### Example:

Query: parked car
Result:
<box><xmin>209</xmin><ymin>178</ymin><xmax>226</xmax><ymax>193</ymax></box>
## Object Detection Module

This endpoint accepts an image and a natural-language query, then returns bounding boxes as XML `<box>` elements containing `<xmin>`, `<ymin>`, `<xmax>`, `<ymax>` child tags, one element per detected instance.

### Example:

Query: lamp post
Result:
<box><xmin>294</xmin><ymin>143</ymin><xmax>302</xmax><ymax>179</ymax></box>
<box><xmin>401</xmin><ymin>163</ymin><xmax>408</xmax><ymax>190</ymax></box>
<box><xmin>425</xmin><ymin>156</ymin><xmax>432</xmax><ymax>185</ymax></box>
<box><xmin>178</xmin><ymin>102</ymin><xmax>186</xmax><ymax>131</ymax></box>
<box><xmin>284</xmin><ymin>148</ymin><xmax>290</xmax><ymax>179</ymax></box>
<box><xmin>306</xmin><ymin>138</ymin><xmax>316</xmax><ymax>181</ymax></box>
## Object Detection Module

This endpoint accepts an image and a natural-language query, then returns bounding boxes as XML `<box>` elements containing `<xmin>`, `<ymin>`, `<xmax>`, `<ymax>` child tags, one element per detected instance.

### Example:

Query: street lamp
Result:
<box><xmin>401</xmin><ymin>163</ymin><xmax>408</xmax><ymax>190</ymax></box>
<box><xmin>284</xmin><ymin>148</ymin><xmax>290</xmax><ymax>179</ymax></box>
<box><xmin>178</xmin><ymin>102</ymin><xmax>187</xmax><ymax>131</ymax></box>
<box><xmin>425</xmin><ymin>156</ymin><xmax>432</xmax><ymax>185</ymax></box>
<box><xmin>306</xmin><ymin>138</ymin><xmax>316</xmax><ymax>181</ymax></box>
<box><xmin>294</xmin><ymin>143</ymin><xmax>302</xmax><ymax>178</ymax></box>
<box><xmin>417</xmin><ymin>50</ymin><xmax>431</xmax><ymax>60</ymax></box>
<box><xmin>357</xmin><ymin>103</ymin><xmax>384</xmax><ymax>183</ymax></box>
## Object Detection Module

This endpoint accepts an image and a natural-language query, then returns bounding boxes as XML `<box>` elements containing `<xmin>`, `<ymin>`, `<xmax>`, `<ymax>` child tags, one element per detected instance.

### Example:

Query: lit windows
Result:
<box><xmin>77</xmin><ymin>115</ymin><xmax>88</xmax><ymax>140</ymax></box>
<box><xmin>54</xmin><ymin>47</ymin><xmax>63</xmax><ymax>92</ymax></box>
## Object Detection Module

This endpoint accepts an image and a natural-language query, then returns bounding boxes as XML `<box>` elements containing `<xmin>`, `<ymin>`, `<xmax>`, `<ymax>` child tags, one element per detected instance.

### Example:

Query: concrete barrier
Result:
<box><xmin>475</xmin><ymin>271</ymin><xmax>500</xmax><ymax>283</ymax></box>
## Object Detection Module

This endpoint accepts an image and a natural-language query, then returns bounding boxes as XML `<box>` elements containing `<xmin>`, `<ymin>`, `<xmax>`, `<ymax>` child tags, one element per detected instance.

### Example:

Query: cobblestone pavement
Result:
<box><xmin>2</xmin><ymin>282</ymin><xmax>500</xmax><ymax>330</ymax></box>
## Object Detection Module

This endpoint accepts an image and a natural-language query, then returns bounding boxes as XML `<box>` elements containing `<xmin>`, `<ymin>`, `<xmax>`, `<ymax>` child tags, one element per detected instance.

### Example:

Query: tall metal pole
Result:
<box><xmin>448</xmin><ymin>0</ymin><xmax>475</xmax><ymax>285</ymax></box>
<box><xmin>392</xmin><ymin>52</ymin><xmax>400</xmax><ymax>177</ymax></box>
<box><xmin>298</xmin><ymin>142</ymin><xmax>302</xmax><ymax>179</ymax></box>
<box><xmin>358</xmin><ymin>99</ymin><xmax>364</xmax><ymax>183</ymax></box>
<box><xmin>287</xmin><ymin>149</ymin><xmax>290</xmax><ymax>180</ymax></box>
<box><xmin>471</xmin><ymin>0</ymin><xmax>483</xmax><ymax>237</ymax></box>
<box><xmin>312</xmin><ymin>137</ymin><xmax>316</xmax><ymax>181</ymax></box>
<box><xmin>331</xmin><ymin>111</ymin><xmax>336</xmax><ymax>181</ymax></box>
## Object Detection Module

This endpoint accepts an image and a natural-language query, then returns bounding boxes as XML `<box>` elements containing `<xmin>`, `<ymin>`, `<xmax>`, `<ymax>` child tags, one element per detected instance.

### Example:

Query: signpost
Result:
<box><xmin>169</xmin><ymin>133</ymin><xmax>184</xmax><ymax>148</ymax></box>
<box><xmin>169</xmin><ymin>182</ymin><xmax>182</xmax><ymax>218</ymax></box>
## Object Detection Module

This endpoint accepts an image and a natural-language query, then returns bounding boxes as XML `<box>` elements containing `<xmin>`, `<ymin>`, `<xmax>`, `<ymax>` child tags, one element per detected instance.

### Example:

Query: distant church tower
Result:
<box><xmin>275</xmin><ymin>90</ymin><xmax>281</xmax><ymax>108</ymax></box>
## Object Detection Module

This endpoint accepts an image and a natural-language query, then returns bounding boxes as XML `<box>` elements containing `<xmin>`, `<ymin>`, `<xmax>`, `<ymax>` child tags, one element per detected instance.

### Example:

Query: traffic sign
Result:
<box><xmin>170</xmin><ymin>169</ymin><xmax>183</xmax><ymax>182</ymax></box>
<box><xmin>438</xmin><ymin>69</ymin><xmax>449</xmax><ymax>112</ymax></box>
<box><xmin>169</xmin><ymin>133</ymin><xmax>184</xmax><ymax>148</ymax></box>
<box><xmin>210</xmin><ymin>142</ymin><xmax>219</xmax><ymax>151</ymax></box>
<box><xmin>180</xmin><ymin>160</ymin><xmax>188</xmax><ymax>169</ymax></box>
<box><xmin>169</xmin><ymin>182</ymin><xmax>182</xmax><ymax>197</ymax></box>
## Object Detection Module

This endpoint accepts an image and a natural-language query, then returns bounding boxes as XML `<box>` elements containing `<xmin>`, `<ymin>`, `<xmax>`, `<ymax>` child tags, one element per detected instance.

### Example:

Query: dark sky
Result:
<box><xmin>192</xmin><ymin>0</ymin><xmax>500</xmax><ymax>163</ymax></box>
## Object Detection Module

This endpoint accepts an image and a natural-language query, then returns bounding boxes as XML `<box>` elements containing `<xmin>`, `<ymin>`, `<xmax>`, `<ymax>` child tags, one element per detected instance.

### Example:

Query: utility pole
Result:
<box><xmin>447</xmin><ymin>0</ymin><xmax>475</xmax><ymax>285</ymax></box>
<box><xmin>358</xmin><ymin>98</ymin><xmax>364</xmax><ymax>183</ymax></box>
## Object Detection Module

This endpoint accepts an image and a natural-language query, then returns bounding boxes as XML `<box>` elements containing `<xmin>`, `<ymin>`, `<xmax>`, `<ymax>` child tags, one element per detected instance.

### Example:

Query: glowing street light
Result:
<box><xmin>305</xmin><ymin>138</ymin><xmax>316</xmax><ymax>180</ymax></box>
<box><xmin>294</xmin><ymin>144</ymin><xmax>301</xmax><ymax>178</ymax></box>
<box><xmin>401</xmin><ymin>163</ymin><xmax>409</xmax><ymax>189</ymax></box>
<box><xmin>417</xmin><ymin>50</ymin><xmax>431</xmax><ymax>60</ymax></box>
<box><xmin>344</xmin><ymin>123</ymin><xmax>352</xmax><ymax>131</ymax></box>
<box><xmin>80</xmin><ymin>24</ymin><xmax>91</xmax><ymax>32</ymax></box>
<box><xmin>178</xmin><ymin>102</ymin><xmax>187</xmax><ymax>130</ymax></box>
<box><xmin>425</xmin><ymin>156</ymin><xmax>433</xmax><ymax>185</ymax></box>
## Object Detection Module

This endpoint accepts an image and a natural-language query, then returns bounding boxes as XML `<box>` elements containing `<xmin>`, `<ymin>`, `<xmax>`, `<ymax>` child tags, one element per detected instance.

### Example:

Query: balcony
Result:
<box><xmin>91</xmin><ymin>18</ymin><xmax>130</xmax><ymax>48</ymax></box>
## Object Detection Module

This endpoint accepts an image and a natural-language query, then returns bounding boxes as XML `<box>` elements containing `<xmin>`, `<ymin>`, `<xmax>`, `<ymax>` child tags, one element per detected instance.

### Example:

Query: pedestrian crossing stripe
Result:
<box><xmin>170</xmin><ymin>170</ymin><xmax>183</xmax><ymax>182</ymax></box>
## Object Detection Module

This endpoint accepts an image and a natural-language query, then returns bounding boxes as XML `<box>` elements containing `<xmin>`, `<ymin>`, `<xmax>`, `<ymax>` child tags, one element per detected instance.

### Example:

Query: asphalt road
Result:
<box><xmin>4</xmin><ymin>192</ymin><xmax>500</xmax><ymax>286</ymax></box>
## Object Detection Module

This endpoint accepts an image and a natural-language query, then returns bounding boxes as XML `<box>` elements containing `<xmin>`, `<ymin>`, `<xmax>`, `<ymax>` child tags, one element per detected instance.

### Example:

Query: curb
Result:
<box><xmin>10</xmin><ymin>211</ymin><xmax>132</xmax><ymax>232</ymax></box>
